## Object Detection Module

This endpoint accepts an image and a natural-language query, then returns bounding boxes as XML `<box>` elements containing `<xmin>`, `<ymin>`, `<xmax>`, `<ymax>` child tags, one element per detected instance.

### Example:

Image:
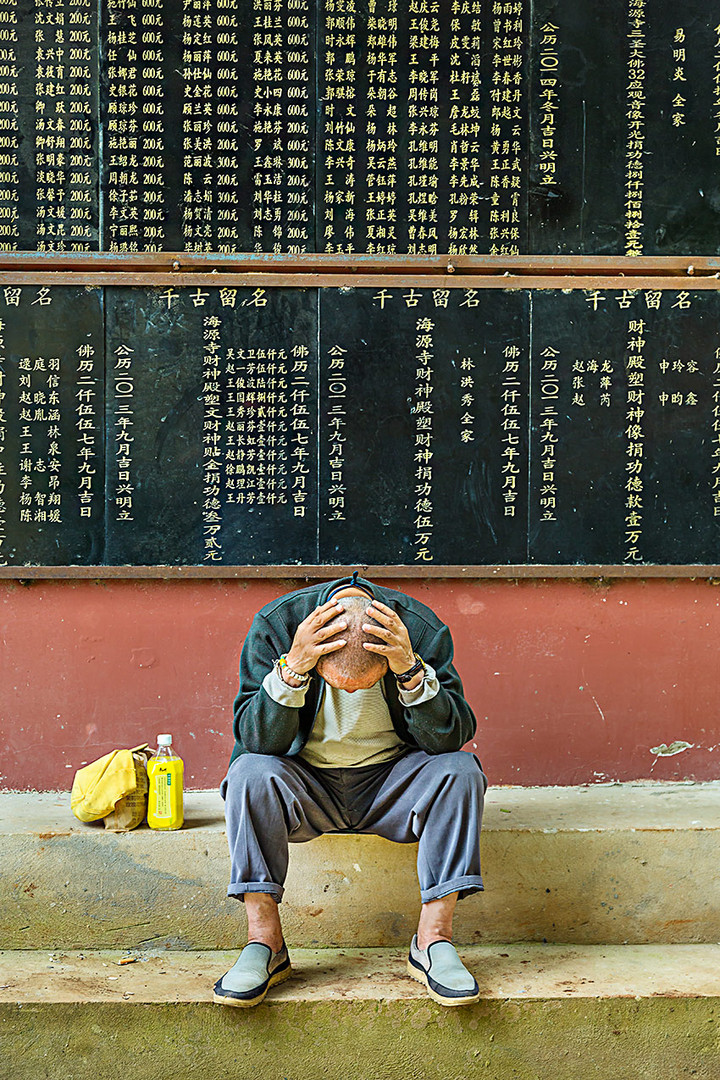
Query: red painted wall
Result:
<box><xmin>1</xmin><ymin>576</ymin><xmax>718</xmax><ymax>790</ymax></box>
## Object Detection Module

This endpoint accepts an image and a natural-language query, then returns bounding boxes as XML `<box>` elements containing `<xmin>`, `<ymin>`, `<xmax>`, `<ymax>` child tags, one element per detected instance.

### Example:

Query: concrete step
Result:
<box><xmin>2</xmin><ymin>945</ymin><xmax>719</xmax><ymax>1080</ymax></box>
<box><xmin>3</xmin><ymin>782</ymin><xmax>719</xmax><ymax>950</ymax></box>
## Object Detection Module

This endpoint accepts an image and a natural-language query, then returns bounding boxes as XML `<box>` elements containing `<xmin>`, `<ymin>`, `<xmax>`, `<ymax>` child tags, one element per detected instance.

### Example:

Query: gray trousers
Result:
<box><xmin>222</xmin><ymin>749</ymin><xmax>487</xmax><ymax>905</ymax></box>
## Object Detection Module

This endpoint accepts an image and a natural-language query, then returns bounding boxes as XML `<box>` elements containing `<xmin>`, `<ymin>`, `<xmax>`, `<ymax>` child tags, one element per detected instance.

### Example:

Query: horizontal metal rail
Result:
<box><xmin>1</xmin><ymin>565</ymin><xmax>719</xmax><ymax>580</ymax></box>
<box><xmin>0</xmin><ymin>253</ymin><xmax>714</xmax><ymax>288</ymax></box>
<box><xmin>0</xmin><ymin>271</ymin><xmax>717</xmax><ymax>290</ymax></box>
<box><xmin>0</xmin><ymin>253</ymin><xmax>718</xmax><ymax>276</ymax></box>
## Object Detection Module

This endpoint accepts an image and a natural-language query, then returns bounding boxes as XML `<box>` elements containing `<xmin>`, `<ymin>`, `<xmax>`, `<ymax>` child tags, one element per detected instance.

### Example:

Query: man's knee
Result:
<box><xmin>424</xmin><ymin>750</ymin><xmax>487</xmax><ymax>798</ymax></box>
<box><xmin>223</xmin><ymin>753</ymin><xmax>288</xmax><ymax>801</ymax></box>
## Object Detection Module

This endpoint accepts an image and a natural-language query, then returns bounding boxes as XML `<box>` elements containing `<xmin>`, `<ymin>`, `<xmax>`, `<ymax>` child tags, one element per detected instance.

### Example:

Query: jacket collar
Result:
<box><xmin>322</xmin><ymin>571</ymin><xmax>377</xmax><ymax>603</ymax></box>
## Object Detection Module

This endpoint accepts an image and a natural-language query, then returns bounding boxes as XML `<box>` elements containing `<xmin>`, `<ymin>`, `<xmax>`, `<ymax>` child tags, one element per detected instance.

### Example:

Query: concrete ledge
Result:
<box><xmin>4</xmin><ymin>944</ymin><xmax>720</xmax><ymax>1003</ymax></box>
<box><xmin>2</xmin><ymin>946</ymin><xmax>719</xmax><ymax>1080</ymax></box>
<box><xmin>3</xmin><ymin>782</ymin><xmax>719</xmax><ymax>949</ymax></box>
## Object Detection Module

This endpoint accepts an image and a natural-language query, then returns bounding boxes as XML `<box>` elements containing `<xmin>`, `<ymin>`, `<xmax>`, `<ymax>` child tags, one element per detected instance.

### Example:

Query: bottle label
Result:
<box><xmin>155</xmin><ymin>772</ymin><xmax>172</xmax><ymax>818</ymax></box>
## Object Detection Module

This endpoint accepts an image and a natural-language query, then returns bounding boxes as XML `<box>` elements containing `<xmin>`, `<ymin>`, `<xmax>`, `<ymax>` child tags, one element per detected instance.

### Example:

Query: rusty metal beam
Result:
<box><xmin>1</xmin><ymin>271</ymin><xmax>718</xmax><ymax>290</ymax></box>
<box><xmin>1</xmin><ymin>565</ymin><xmax>719</xmax><ymax>580</ymax></box>
<box><xmin>0</xmin><ymin>252</ymin><xmax>718</xmax><ymax>278</ymax></box>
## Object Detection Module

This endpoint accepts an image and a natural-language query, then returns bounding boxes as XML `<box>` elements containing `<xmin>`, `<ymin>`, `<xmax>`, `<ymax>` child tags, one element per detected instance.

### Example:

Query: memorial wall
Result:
<box><xmin>0</xmin><ymin>0</ymin><xmax>714</xmax><ymax>254</ymax></box>
<box><xmin>0</xmin><ymin>282</ymin><xmax>718</xmax><ymax>567</ymax></box>
<box><xmin>0</xmin><ymin>0</ymin><xmax>717</xmax><ymax>569</ymax></box>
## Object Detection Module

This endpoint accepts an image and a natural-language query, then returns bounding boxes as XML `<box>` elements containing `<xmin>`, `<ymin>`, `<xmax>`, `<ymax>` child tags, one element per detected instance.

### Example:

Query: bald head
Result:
<box><xmin>316</xmin><ymin>595</ymin><xmax>388</xmax><ymax>691</ymax></box>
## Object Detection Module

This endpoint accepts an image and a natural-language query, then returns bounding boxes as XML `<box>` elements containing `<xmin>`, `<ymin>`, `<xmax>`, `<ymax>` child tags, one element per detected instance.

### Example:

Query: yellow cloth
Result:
<box><xmin>71</xmin><ymin>745</ymin><xmax>147</xmax><ymax>823</ymax></box>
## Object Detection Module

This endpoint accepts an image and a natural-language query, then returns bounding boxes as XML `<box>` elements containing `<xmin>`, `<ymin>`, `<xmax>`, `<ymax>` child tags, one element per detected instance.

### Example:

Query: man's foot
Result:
<box><xmin>407</xmin><ymin>934</ymin><xmax>480</xmax><ymax>1006</ymax></box>
<box><xmin>213</xmin><ymin>942</ymin><xmax>292</xmax><ymax>1007</ymax></box>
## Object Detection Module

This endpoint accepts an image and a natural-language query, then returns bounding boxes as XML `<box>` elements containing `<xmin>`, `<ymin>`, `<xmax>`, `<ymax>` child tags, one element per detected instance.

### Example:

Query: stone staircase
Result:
<box><xmin>2</xmin><ymin>783</ymin><xmax>719</xmax><ymax>1079</ymax></box>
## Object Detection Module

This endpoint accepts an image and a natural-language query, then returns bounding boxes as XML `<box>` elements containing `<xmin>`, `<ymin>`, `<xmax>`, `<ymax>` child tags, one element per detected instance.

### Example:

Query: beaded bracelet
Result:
<box><xmin>276</xmin><ymin>654</ymin><xmax>311</xmax><ymax>685</ymax></box>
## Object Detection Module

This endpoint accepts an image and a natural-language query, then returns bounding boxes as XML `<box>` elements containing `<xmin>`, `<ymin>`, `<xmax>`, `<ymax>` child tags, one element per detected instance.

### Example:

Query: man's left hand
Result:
<box><xmin>362</xmin><ymin>600</ymin><xmax>416</xmax><ymax>676</ymax></box>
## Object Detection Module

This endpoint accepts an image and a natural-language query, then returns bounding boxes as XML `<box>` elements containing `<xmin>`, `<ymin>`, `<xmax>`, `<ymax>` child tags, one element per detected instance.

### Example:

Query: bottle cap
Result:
<box><xmin>157</xmin><ymin>734</ymin><xmax>173</xmax><ymax>746</ymax></box>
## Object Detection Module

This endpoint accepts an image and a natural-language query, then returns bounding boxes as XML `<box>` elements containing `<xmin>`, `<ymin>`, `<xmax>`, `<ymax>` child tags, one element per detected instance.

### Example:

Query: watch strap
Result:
<box><xmin>396</xmin><ymin>655</ymin><xmax>425</xmax><ymax>685</ymax></box>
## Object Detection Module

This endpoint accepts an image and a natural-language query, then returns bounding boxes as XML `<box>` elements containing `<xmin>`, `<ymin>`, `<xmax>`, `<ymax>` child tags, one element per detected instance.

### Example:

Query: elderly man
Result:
<box><xmin>214</xmin><ymin>574</ymin><xmax>486</xmax><ymax>1008</ymax></box>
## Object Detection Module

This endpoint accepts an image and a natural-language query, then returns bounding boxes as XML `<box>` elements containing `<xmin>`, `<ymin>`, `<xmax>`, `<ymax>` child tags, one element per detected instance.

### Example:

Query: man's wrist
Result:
<box><xmin>398</xmin><ymin>670</ymin><xmax>424</xmax><ymax>692</ymax></box>
<box><xmin>280</xmin><ymin>669</ymin><xmax>306</xmax><ymax>689</ymax></box>
<box><xmin>285</xmin><ymin>651</ymin><xmax>312</xmax><ymax>676</ymax></box>
<box><xmin>395</xmin><ymin>654</ymin><xmax>425</xmax><ymax>684</ymax></box>
<box><xmin>275</xmin><ymin>655</ymin><xmax>311</xmax><ymax>688</ymax></box>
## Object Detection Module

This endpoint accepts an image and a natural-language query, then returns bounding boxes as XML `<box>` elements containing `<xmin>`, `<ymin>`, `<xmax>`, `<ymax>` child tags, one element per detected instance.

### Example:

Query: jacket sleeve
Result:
<box><xmin>399</xmin><ymin>620</ymin><xmax>477</xmax><ymax>754</ymax></box>
<box><xmin>232</xmin><ymin>613</ymin><xmax>305</xmax><ymax>756</ymax></box>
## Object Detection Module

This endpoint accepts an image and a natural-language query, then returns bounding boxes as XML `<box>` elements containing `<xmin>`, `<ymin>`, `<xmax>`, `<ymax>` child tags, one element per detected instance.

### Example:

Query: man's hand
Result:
<box><xmin>284</xmin><ymin>599</ymin><xmax>348</xmax><ymax>677</ymax></box>
<box><xmin>362</xmin><ymin>600</ymin><xmax>417</xmax><ymax>676</ymax></box>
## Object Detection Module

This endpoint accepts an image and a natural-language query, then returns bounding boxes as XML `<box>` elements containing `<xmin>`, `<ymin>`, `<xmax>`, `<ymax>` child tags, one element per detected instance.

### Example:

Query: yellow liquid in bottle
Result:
<box><xmin>147</xmin><ymin>753</ymin><xmax>184</xmax><ymax>830</ymax></box>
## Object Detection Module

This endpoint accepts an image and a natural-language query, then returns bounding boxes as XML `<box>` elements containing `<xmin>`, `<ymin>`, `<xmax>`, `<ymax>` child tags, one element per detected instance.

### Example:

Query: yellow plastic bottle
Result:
<box><xmin>147</xmin><ymin>734</ymin><xmax>184</xmax><ymax>830</ymax></box>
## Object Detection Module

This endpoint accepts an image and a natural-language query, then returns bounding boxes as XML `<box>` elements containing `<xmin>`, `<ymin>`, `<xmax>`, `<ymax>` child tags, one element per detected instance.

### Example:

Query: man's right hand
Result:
<box><xmin>283</xmin><ymin>599</ymin><xmax>347</xmax><ymax>679</ymax></box>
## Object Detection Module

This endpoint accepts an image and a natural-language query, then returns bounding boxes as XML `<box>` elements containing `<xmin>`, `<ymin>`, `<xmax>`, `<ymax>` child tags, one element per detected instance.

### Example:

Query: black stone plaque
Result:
<box><xmin>316</xmin><ymin>0</ymin><xmax>530</xmax><ymax>256</ymax></box>
<box><xmin>1</xmin><ymin>0</ymin><xmax>101</xmax><ymax>251</ymax></box>
<box><xmin>318</xmin><ymin>286</ymin><xmax>529</xmax><ymax>564</ymax></box>
<box><xmin>529</xmin><ymin>0</ymin><xmax>720</xmax><ymax>256</ymax></box>
<box><xmin>640</xmin><ymin>4</ymin><xmax>720</xmax><ymax>255</ymax></box>
<box><xmin>0</xmin><ymin>285</ymin><xmax>104</xmax><ymax>564</ymax></box>
<box><xmin>104</xmin><ymin>285</ymin><xmax>318</xmax><ymax>564</ymax></box>
<box><xmin>528</xmin><ymin>0</ymin><xmax>628</xmax><ymax>254</ymax></box>
<box><xmin>100</xmin><ymin>0</ymin><xmax>184</xmax><ymax>252</ymax></box>
<box><xmin>99</xmin><ymin>0</ymin><xmax>316</xmax><ymax>254</ymax></box>
<box><xmin>529</xmin><ymin>288</ymin><xmax>720</xmax><ymax>563</ymax></box>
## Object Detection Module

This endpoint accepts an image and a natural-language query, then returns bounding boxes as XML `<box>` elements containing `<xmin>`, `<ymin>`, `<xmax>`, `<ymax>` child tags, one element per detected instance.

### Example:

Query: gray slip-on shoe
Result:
<box><xmin>407</xmin><ymin>934</ymin><xmax>480</xmax><ymax>1006</ymax></box>
<box><xmin>213</xmin><ymin>942</ymin><xmax>292</xmax><ymax>1007</ymax></box>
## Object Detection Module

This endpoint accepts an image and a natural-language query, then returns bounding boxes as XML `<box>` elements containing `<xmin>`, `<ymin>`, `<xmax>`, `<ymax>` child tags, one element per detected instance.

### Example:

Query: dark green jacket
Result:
<box><xmin>229</xmin><ymin>576</ymin><xmax>478</xmax><ymax>766</ymax></box>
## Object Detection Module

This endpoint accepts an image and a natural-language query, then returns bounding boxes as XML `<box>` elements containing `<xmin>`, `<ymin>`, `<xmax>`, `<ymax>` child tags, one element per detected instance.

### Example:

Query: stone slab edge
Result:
<box><xmin>3</xmin><ymin>944</ymin><xmax>720</xmax><ymax>1003</ymax></box>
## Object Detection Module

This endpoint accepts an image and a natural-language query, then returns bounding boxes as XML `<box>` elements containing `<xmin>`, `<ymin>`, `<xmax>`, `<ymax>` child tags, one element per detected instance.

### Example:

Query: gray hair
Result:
<box><xmin>315</xmin><ymin>596</ymin><xmax>388</xmax><ymax>683</ymax></box>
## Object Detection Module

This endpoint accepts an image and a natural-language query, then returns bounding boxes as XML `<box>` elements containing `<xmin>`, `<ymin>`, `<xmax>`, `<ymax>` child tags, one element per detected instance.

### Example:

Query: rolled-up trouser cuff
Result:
<box><xmin>228</xmin><ymin>882</ymin><xmax>284</xmax><ymax>904</ymax></box>
<box><xmin>420</xmin><ymin>875</ymin><xmax>484</xmax><ymax>903</ymax></box>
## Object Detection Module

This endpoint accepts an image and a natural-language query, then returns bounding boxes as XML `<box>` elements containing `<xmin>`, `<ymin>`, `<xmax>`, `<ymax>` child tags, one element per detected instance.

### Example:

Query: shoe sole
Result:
<box><xmin>406</xmin><ymin>958</ymin><xmax>480</xmax><ymax>1007</ymax></box>
<box><xmin>213</xmin><ymin>963</ymin><xmax>293</xmax><ymax>1008</ymax></box>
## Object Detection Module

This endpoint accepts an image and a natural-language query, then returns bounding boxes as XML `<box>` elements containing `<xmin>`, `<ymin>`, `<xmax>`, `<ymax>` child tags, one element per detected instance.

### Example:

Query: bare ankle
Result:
<box><xmin>244</xmin><ymin>892</ymin><xmax>284</xmax><ymax>953</ymax></box>
<box><xmin>416</xmin><ymin>932</ymin><xmax>452</xmax><ymax>951</ymax></box>
<box><xmin>247</xmin><ymin>934</ymin><xmax>284</xmax><ymax>953</ymax></box>
<box><xmin>416</xmin><ymin>892</ymin><xmax>458</xmax><ymax>952</ymax></box>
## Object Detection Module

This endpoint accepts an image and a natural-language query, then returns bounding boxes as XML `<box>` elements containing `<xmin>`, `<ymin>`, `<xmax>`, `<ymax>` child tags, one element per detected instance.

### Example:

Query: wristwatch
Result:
<box><xmin>396</xmin><ymin>655</ymin><xmax>425</xmax><ymax>685</ymax></box>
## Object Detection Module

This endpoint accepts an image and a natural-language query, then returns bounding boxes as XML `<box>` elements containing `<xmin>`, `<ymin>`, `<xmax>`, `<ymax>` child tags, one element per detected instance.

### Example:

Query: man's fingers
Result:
<box><xmin>318</xmin><ymin>639</ymin><xmax>347</xmax><ymax>654</ymax></box>
<box><xmin>312</xmin><ymin>600</ymin><xmax>344</xmax><ymax>623</ymax></box>
<box><xmin>316</xmin><ymin>620</ymin><xmax>348</xmax><ymax>641</ymax></box>
<box><xmin>369</xmin><ymin>599</ymin><xmax>397</xmax><ymax>617</ymax></box>
<box><xmin>363</xmin><ymin>642</ymin><xmax>388</xmax><ymax>653</ymax></box>
<box><xmin>319</xmin><ymin>598</ymin><xmax>344</xmax><ymax>611</ymax></box>
<box><xmin>297</xmin><ymin>602</ymin><xmax>342</xmax><ymax>635</ymax></box>
<box><xmin>367</xmin><ymin>601</ymin><xmax>396</xmax><ymax>625</ymax></box>
<box><xmin>362</xmin><ymin>622</ymin><xmax>392</xmax><ymax>641</ymax></box>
